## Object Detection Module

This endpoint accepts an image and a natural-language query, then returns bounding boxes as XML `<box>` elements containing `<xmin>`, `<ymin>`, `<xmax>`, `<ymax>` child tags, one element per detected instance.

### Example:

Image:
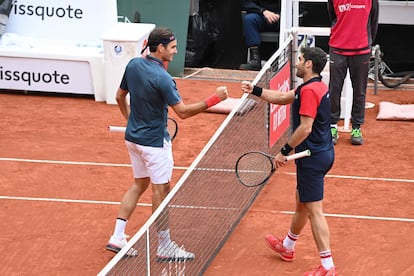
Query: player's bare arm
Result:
<box><xmin>171</xmin><ymin>86</ymin><xmax>228</xmax><ymax>119</ymax></box>
<box><xmin>241</xmin><ymin>81</ymin><xmax>294</xmax><ymax>105</ymax></box>
<box><xmin>115</xmin><ymin>88</ymin><xmax>130</xmax><ymax>120</ymax></box>
<box><xmin>274</xmin><ymin>115</ymin><xmax>314</xmax><ymax>166</ymax></box>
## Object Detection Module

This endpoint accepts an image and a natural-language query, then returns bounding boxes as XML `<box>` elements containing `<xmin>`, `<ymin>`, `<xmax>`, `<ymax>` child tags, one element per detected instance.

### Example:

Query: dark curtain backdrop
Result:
<box><xmin>189</xmin><ymin>1</ymin><xmax>413</xmax><ymax>72</ymax></box>
<box><xmin>192</xmin><ymin>0</ymin><xmax>246</xmax><ymax>69</ymax></box>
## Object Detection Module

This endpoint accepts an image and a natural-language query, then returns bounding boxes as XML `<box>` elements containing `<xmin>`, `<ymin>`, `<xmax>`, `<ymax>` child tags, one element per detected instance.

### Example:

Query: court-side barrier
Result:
<box><xmin>0</xmin><ymin>0</ymin><xmax>154</xmax><ymax>104</ymax></box>
<box><xmin>0</xmin><ymin>0</ymin><xmax>116</xmax><ymax>101</ymax></box>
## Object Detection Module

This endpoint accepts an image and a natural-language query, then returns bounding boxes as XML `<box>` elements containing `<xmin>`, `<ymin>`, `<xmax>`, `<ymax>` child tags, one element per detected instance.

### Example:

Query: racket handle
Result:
<box><xmin>285</xmin><ymin>150</ymin><xmax>311</xmax><ymax>161</ymax></box>
<box><xmin>108</xmin><ymin>126</ymin><xmax>126</xmax><ymax>133</ymax></box>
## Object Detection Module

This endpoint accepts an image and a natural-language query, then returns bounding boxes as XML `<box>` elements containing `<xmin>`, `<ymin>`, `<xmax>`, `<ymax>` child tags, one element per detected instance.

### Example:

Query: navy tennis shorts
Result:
<box><xmin>296</xmin><ymin>149</ymin><xmax>334</xmax><ymax>202</ymax></box>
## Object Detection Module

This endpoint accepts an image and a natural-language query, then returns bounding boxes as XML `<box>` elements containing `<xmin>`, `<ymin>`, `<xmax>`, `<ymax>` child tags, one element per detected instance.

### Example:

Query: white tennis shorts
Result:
<box><xmin>125</xmin><ymin>139</ymin><xmax>173</xmax><ymax>184</ymax></box>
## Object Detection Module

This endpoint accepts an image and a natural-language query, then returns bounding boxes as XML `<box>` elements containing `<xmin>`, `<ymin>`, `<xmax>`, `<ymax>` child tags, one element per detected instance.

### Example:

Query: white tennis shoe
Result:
<box><xmin>106</xmin><ymin>235</ymin><xmax>138</xmax><ymax>257</ymax></box>
<box><xmin>156</xmin><ymin>241</ymin><xmax>195</xmax><ymax>262</ymax></box>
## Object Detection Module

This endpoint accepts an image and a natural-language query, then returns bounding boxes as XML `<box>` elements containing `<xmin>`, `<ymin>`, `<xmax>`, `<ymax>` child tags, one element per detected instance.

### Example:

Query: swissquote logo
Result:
<box><xmin>0</xmin><ymin>66</ymin><xmax>70</xmax><ymax>87</ymax></box>
<box><xmin>11</xmin><ymin>0</ymin><xmax>84</xmax><ymax>21</ymax></box>
<box><xmin>338</xmin><ymin>3</ymin><xmax>366</xmax><ymax>12</ymax></box>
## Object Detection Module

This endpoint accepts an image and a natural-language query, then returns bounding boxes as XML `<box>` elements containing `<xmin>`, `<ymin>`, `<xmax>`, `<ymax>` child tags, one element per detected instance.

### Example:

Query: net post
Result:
<box><xmin>373</xmin><ymin>44</ymin><xmax>380</xmax><ymax>95</ymax></box>
<box><xmin>146</xmin><ymin>227</ymin><xmax>151</xmax><ymax>276</ymax></box>
<box><xmin>339</xmin><ymin>70</ymin><xmax>352</xmax><ymax>132</ymax></box>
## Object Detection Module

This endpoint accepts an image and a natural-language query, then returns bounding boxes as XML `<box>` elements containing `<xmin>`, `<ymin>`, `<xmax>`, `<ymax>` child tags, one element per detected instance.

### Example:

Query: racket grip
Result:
<box><xmin>285</xmin><ymin>150</ymin><xmax>311</xmax><ymax>161</ymax></box>
<box><xmin>108</xmin><ymin>126</ymin><xmax>126</xmax><ymax>133</ymax></box>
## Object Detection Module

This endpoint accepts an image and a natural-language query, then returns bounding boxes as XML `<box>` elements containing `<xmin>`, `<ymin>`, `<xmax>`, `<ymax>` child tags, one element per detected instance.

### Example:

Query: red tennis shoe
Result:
<box><xmin>303</xmin><ymin>265</ymin><xmax>338</xmax><ymax>276</ymax></box>
<box><xmin>264</xmin><ymin>234</ymin><xmax>295</xmax><ymax>262</ymax></box>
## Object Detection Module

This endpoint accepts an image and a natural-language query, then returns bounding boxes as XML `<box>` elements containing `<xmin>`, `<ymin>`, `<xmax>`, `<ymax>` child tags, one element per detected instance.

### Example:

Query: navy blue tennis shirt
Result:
<box><xmin>292</xmin><ymin>76</ymin><xmax>333</xmax><ymax>154</ymax></box>
<box><xmin>120</xmin><ymin>55</ymin><xmax>181</xmax><ymax>147</ymax></box>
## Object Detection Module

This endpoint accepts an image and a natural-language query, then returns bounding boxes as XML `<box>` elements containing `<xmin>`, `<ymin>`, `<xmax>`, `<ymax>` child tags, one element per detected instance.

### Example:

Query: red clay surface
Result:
<box><xmin>0</xmin><ymin>79</ymin><xmax>413</xmax><ymax>275</ymax></box>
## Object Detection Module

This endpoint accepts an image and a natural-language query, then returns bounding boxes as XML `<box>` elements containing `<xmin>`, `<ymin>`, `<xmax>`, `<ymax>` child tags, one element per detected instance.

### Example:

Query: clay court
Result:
<box><xmin>0</xmin><ymin>75</ymin><xmax>413</xmax><ymax>275</ymax></box>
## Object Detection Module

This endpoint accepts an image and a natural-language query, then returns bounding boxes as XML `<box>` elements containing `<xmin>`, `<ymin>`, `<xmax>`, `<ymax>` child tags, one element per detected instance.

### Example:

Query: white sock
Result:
<box><xmin>330</xmin><ymin>124</ymin><xmax>338</xmax><ymax>129</ymax></box>
<box><xmin>113</xmin><ymin>218</ymin><xmax>127</xmax><ymax>239</ymax></box>
<box><xmin>158</xmin><ymin>229</ymin><xmax>171</xmax><ymax>248</ymax></box>
<box><xmin>320</xmin><ymin>250</ymin><xmax>334</xmax><ymax>270</ymax></box>
<box><xmin>283</xmin><ymin>230</ymin><xmax>299</xmax><ymax>250</ymax></box>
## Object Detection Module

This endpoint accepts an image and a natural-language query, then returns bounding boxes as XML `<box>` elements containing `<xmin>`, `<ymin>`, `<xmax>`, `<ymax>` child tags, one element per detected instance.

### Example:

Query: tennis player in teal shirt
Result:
<box><xmin>106</xmin><ymin>27</ymin><xmax>228</xmax><ymax>261</ymax></box>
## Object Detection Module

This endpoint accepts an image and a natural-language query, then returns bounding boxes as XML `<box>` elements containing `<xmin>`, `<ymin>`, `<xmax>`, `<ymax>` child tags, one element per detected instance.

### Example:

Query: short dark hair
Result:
<box><xmin>300</xmin><ymin>46</ymin><xmax>327</xmax><ymax>75</ymax></box>
<box><xmin>147</xmin><ymin>27</ymin><xmax>176</xmax><ymax>52</ymax></box>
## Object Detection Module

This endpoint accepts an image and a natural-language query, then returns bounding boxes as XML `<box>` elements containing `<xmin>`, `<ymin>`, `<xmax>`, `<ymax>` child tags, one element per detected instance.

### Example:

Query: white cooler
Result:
<box><xmin>101</xmin><ymin>23</ymin><xmax>156</xmax><ymax>104</ymax></box>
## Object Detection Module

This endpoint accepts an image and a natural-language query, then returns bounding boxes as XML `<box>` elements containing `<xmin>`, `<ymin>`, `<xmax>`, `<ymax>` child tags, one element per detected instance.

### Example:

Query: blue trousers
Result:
<box><xmin>243</xmin><ymin>13</ymin><xmax>279</xmax><ymax>48</ymax></box>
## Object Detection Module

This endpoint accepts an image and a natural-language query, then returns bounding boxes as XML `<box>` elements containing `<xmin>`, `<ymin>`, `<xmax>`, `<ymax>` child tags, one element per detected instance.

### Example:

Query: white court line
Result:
<box><xmin>0</xmin><ymin>157</ymin><xmax>414</xmax><ymax>183</ymax></box>
<box><xmin>284</xmin><ymin>172</ymin><xmax>414</xmax><ymax>183</ymax></box>
<box><xmin>1</xmin><ymin>157</ymin><xmax>413</xmax><ymax>183</ymax></box>
<box><xmin>0</xmin><ymin>195</ymin><xmax>412</xmax><ymax>223</ymax></box>
<box><xmin>0</xmin><ymin>196</ymin><xmax>237</xmax><ymax>211</ymax></box>
<box><xmin>269</xmin><ymin>211</ymin><xmax>414</xmax><ymax>223</ymax></box>
<box><xmin>0</xmin><ymin>196</ymin><xmax>145</xmax><ymax>206</ymax></box>
<box><xmin>0</xmin><ymin>157</ymin><xmax>132</xmax><ymax>167</ymax></box>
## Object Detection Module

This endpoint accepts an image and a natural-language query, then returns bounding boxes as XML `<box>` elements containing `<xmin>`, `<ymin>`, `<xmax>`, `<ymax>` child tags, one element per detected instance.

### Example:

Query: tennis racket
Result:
<box><xmin>108</xmin><ymin>117</ymin><xmax>179</xmax><ymax>141</ymax></box>
<box><xmin>235</xmin><ymin>149</ymin><xmax>311</xmax><ymax>187</ymax></box>
<box><xmin>166</xmin><ymin>117</ymin><xmax>178</xmax><ymax>141</ymax></box>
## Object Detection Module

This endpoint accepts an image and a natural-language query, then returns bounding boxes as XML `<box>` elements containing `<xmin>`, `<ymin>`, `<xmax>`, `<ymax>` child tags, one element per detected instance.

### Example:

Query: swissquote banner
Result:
<box><xmin>0</xmin><ymin>0</ymin><xmax>117</xmax><ymax>94</ymax></box>
<box><xmin>5</xmin><ymin>0</ymin><xmax>115</xmax><ymax>41</ymax></box>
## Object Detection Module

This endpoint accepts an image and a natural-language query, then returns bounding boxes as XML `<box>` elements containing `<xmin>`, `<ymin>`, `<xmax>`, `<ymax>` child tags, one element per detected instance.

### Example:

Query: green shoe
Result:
<box><xmin>331</xmin><ymin>127</ymin><xmax>339</xmax><ymax>145</ymax></box>
<box><xmin>351</xmin><ymin>128</ymin><xmax>364</xmax><ymax>145</ymax></box>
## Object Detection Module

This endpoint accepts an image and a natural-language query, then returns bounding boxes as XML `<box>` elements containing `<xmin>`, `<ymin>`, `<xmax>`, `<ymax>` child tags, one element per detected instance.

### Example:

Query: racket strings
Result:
<box><xmin>236</xmin><ymin>153</ymin><xmax>274</xmax><ymax>187</ymax></box>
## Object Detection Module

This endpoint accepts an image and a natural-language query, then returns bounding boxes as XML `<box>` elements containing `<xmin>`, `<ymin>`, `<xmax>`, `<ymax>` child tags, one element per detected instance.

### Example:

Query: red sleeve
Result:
<box><xmin>299</xmin><ymin>88</ymin><xmax>319</xmax><ymax>119</ymax></box>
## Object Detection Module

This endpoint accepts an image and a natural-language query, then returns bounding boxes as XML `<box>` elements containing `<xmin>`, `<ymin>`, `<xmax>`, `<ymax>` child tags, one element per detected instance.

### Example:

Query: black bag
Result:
<box><xmin>185</xmin><ymin>11</ymin><xmax>219</xmax><ymax>67</ymax></box>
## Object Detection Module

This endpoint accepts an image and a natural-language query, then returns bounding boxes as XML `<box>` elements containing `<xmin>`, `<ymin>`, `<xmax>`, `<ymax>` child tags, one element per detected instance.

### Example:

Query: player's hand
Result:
<box><xmin>274</xmin><ymin>152</ymin><xmax>287</xmax><ymax>169</ymax></box>
<box><xmin>215</xmin><ymin>86</ymin><xmax>229</xmax><ymax>101</ymax></box>
<box><xmin>241</xmin><ymin>81</ymin><xmax>253</xmax><ymax>94</ymax></box>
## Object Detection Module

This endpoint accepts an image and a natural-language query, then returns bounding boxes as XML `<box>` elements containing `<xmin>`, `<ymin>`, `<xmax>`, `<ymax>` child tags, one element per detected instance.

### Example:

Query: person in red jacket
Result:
<box><xmin>328</xmin><ymin>0</ymin><xmax>379</xmax><ymax>145</ymax></box>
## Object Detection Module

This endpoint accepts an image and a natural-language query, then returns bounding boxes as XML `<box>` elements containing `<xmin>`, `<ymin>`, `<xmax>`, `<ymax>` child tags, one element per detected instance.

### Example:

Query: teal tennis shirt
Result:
<box><xmin>120</xmin><ymin>55</ymin><xmax>181</xmax><ymax>147</ymax></box>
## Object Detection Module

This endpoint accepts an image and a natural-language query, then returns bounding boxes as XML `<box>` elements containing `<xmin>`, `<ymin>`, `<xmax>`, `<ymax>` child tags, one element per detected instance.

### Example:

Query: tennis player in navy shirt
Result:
<box><xmin>242</xmin><ymin>46</ymin><xmax>337</xmax><ymax>275</ymax></box>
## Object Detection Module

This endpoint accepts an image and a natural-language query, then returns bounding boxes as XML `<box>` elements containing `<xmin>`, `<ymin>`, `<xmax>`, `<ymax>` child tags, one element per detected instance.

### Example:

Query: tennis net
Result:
<box><xmin>98</xmin><ymin>35</ymin><xmax>295</xmax><ymax>276</ymax></box>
